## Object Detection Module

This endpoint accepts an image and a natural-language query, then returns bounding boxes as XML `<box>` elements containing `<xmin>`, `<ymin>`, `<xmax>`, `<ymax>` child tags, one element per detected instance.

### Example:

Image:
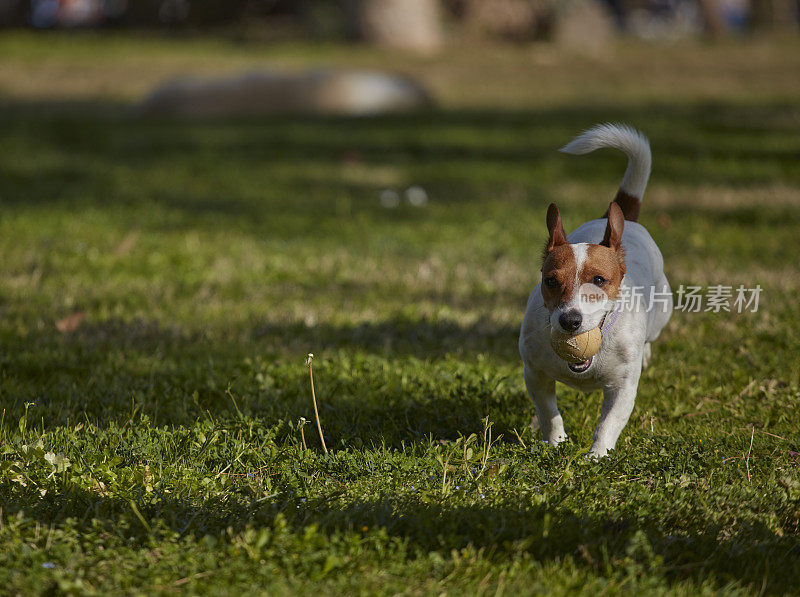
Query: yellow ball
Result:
<box><xmin>550</xmin><ymin>326</ymin><xmax>602</xmax><ymax>363</ymax></box>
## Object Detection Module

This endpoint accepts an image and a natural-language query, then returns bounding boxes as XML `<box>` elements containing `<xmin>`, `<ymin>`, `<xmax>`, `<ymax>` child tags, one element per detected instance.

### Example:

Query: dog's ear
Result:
<box><xmin>601</xmin><ymin>202</ymin><xmax>625</xmax><ymax>251</ymax></box>
<box><xmin>545</xmin><ymin>203</ymin><xmax>568</xmax><ymax>254</ymax></box>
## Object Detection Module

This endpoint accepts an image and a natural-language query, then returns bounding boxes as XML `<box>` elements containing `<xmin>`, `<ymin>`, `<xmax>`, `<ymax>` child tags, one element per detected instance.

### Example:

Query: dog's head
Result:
<box><xmin>540</xmin><ymin>202</ymin><xmax>626</xmax><ymax>334</ymax></box>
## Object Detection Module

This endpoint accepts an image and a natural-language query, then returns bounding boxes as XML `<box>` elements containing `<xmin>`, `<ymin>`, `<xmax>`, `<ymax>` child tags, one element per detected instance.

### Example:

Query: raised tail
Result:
<box><xmin>559</xmin><ymin>123</ymin><xmax>651</xmax><ymax>222</ymax></box>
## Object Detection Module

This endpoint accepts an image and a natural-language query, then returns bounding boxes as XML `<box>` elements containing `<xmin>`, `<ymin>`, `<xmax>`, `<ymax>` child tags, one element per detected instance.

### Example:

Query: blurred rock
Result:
<box><xmin>626</xmin><ymin>0</ymin><xmax>704</xmax><ymax>40</ymax></box>
<box><xmin>138</xmin><ymin>69</ymin><xmax>433</xmax><ymax>118</ymax></box>
<box><xmin>461</xmin><ymin>0</ymin><xmax>543</xmax><ymax>42</ymax></box>
<box><xmin>552</xmin><ymin>0</ymin><xmax>615</xmax><ymax>52</ymax></box>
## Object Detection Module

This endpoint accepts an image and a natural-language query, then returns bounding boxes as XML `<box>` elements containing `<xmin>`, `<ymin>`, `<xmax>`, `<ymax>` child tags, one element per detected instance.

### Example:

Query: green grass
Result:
<box><xmin>1</xmin><ymin>32</ymin><xmax>800</xmax><ymax>595</ymax></box>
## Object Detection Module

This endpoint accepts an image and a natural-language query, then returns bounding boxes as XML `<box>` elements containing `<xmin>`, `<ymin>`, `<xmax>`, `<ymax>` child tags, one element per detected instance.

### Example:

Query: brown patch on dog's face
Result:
<box><xmin>540</xmin><ymin>202</ymin><xmax>627</xmax><ymax>312</ymax></box>
<box><xmin>540</xmin><ymin>203</ymin><xmax>576</xmax><ymax>311</ymax></box>
<box><xmin>580</xmin><ymin>245</ymin><xmax>626</xmax><ymax>300</ymax></box>
<box><xmin>540</xmin><ymin>245</ymin><xmax>577</xmax><ymax>310</ymax></box>
<box><xmin>585</xmin><ymin>202</ymin><xmax>627</xmax><ymax>299</ymax></box>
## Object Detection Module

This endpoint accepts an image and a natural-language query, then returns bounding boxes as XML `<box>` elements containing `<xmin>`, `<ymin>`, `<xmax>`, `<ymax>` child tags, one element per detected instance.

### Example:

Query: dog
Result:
<box><xmin>518</xmin><ymin>123</ymin><xmax>672</xmax><ymax>458</ymax></box>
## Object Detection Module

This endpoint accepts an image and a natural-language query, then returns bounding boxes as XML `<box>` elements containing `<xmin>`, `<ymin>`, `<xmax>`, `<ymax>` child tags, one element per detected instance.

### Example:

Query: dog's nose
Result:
<box><xmin>559</xmin><ymin>310</ymin><xmax>582</xmax><ymax>332</ymax></box>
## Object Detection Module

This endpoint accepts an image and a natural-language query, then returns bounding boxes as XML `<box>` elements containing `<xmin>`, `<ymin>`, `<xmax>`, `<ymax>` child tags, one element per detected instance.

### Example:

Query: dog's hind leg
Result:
<box><xmin>524</xmin><ymin>366</ymin><xmax>566</xmax><ymax>446</ymax></box>
<box><xmin>642</xmin><ymin>342</ymin><xmax>651</xmax><ymax>369</ymax></box>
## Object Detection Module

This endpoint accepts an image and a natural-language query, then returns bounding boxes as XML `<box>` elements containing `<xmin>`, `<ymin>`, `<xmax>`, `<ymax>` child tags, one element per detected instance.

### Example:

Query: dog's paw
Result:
<box><xmin>587</xmin><ymin>444</ymin><xmax>610</xmax><ymax>459</ymax></box>
<box><xmin>542</xmin><ymin>433</ymin><xmax>568</xmax><ymax>448</ymax></box>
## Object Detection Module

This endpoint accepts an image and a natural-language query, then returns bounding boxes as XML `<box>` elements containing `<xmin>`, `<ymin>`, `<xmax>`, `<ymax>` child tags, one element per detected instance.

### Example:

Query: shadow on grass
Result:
<box><xmin>4</xmin><ymin>482</ymin><xmax>796</xmax><ymax>593</ymax></box>
<box><xmin>252</xmin><ymin>315</ymin><xmax>522</xmax><ymax>359</ymax></box>
<box><xmin>1</xmin><ymin>97</ymin><xmax>799</xmax><ymax>209</ymax></box>
<box><xmin>3</xmin><ymin>315</ymin><xmax>531</xmax><ymax>443</ymax></box>
<box><xmin>294</xmin><ymin>498</ymin><xmax>797</xmax><ymax>592</ymax></box>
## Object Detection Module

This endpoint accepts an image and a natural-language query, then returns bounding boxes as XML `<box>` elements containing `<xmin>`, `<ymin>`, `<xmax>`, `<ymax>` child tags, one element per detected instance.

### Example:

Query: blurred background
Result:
<box><xmin>0</xmin><ymin>0</ymin><xmax>797</xmax><ymax>40</ymax></box>
<box><xmin>0</xmin><ymin>0</ymin><xmax>798</xmax><ymax>114</ymax></box>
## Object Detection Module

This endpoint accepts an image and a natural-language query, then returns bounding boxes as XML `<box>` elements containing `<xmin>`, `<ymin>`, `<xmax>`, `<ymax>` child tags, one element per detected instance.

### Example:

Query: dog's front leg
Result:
<box><xmin>590</xmin><ymin>367</ymin><xmax>642</xmax><ymax>458</ymax></box>
<box><xmin>523</xmin><ymin>366</ymin><xmax>566</xmax><ymax>446</ymax></box>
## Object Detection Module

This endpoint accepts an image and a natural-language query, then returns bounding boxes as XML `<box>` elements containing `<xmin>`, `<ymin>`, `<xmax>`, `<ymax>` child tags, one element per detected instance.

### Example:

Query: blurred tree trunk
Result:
<box><xmin>346</xmin><ymin>0</ymin><xmax>444</xmax><ymax>53</ymax></box>
<box><xmin>697</xmin><ymin>0</ymin><xmax>725</xmax><ymax>37</ymax></box>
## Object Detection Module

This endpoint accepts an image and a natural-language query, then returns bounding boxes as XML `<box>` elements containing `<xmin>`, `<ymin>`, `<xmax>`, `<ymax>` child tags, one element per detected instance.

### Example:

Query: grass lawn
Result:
<box><xmin>1</xmin><ymin>32</ymin><xmax>799</xmax><ymax>595</ymax></box>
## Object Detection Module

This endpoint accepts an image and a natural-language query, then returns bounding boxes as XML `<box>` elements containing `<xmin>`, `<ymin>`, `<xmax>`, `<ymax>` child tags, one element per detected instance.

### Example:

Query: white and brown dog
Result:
<box><xmin>519</xmin><ymin>124</ymin><xmax>672</xmax><ymax>458</ymax></box>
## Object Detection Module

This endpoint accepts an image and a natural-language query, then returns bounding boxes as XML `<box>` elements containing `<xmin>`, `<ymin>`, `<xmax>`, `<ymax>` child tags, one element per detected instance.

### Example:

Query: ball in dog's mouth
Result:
<box><xmin>550</xmin><ymin>326</ymin><xmax>602</xmax><ymax>364</ymax></box>
<box><xmin>567</xmin><ymin>357</ymin><xmax>593</xmax><ymax>373</ymax></box>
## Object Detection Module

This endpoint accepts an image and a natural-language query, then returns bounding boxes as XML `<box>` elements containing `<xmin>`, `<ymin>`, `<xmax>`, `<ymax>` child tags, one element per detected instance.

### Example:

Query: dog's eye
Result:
<box><xmin>593</xmin><ymin>275</ymin><xmax>606</xmax><ymax>287</ymax></box>
<box><xmin>544</xmin><ymin>276</ymin><xmax>558</xmax><ymax>288</ymax></box>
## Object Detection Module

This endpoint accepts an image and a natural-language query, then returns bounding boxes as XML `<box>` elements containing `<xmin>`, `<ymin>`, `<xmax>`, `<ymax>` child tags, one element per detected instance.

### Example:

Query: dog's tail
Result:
<box><xmin>559</xmin><ymin>123</ymin><xmax>651</xmax><ymax>222</ymax></box>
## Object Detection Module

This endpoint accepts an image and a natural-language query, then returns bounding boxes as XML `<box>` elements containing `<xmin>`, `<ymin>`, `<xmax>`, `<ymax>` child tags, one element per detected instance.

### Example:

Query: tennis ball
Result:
<box><xmin>550</xmin><ymin>326</ymin><xmax>602</xmax><ymax>363</ymax></box>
